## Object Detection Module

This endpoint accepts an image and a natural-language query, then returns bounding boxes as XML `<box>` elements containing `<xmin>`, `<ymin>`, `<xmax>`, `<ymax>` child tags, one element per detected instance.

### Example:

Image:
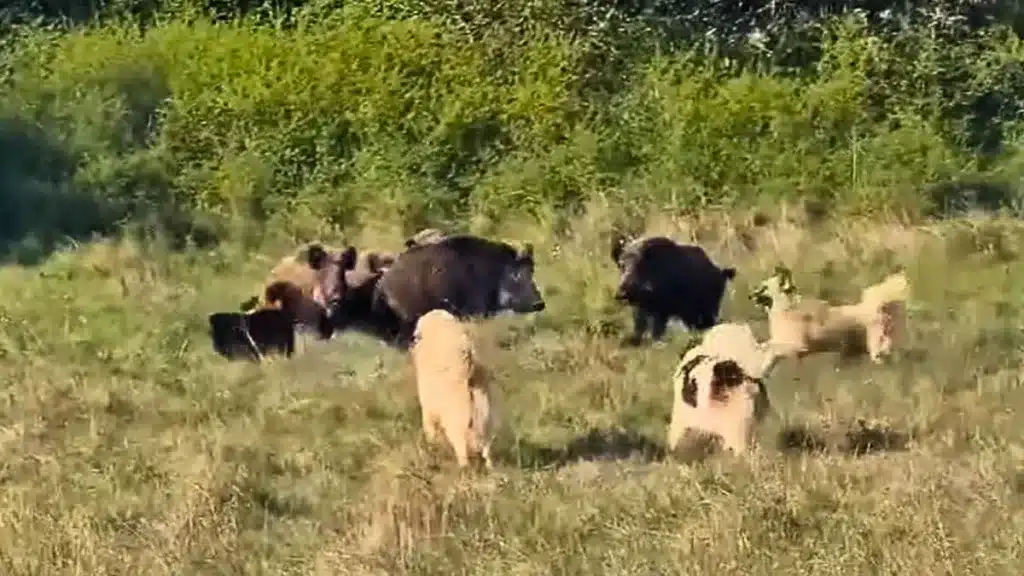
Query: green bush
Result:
<box><xmin>0</xmin><ymin>6</ymin><xmax>1023</xmax><ymax>258</ymax></box>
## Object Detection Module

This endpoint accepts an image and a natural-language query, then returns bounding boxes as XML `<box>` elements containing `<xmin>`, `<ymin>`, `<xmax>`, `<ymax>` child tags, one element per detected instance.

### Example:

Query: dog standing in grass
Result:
<box><xmin>666</xmin><ymin>322</ymin><xmax>777</xmax><ymax>455</ymax></box>
<box><xmin>749</xmin><ymin>267</ymin><xmax>910</xmax><ymax>364</ymax></box>
<box><xmin>410</xmin><ymin>309</ymin><xmax>499</xmax><ymax>469</ymax></box>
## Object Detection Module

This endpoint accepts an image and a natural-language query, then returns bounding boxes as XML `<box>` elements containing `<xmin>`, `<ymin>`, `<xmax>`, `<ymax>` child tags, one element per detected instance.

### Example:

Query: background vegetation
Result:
<box><xmin>2</xmin><ymin>0</ymin><xmax>1024</xmax><ymax>260</ymax></box>
<box><xmin>1</xmin><ymin>1</ymin><xmax>1024</xmax><ymax>573</ymax></box>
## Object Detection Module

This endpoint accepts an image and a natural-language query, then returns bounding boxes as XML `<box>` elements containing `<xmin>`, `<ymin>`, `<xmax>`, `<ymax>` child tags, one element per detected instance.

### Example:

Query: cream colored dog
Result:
<box><xmin>666</xmin><ymin>323</ymin><xmax>778</xmax><ymax>455</ymax></box>
<box><xmin>410</xmin><ymin>309</ymin><xmax>499</xmax><ymax>469</ymax></box>
<box><xmin>749</xmin><ymin>267</ymin><xmax>910</xmax><ymax>364</ymax></box>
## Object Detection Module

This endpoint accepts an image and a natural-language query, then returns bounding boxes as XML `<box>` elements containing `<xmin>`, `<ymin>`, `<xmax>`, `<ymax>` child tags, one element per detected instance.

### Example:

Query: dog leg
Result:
<box><xmin>723</xmin><ymin>430</ymin><xmax>747</xmax><ymax>455</ymax></box>
<box><xmin>422</xmin><ymin>409</ymin><xmax>442</xmax><ymax>444</ymax></box>
<box><xmin>451</xmin><ymin>436</ymin><xmax>471</xmax><ymax>468</ymax></box>
<box><xmin>666</xmin><ymin>416</ymin><xmax>688</xmax><ymax>454</ymax></box>
<box><xmin>480</xmin><ymin>440</ymin><xmax>494</xmax><ymax>470</ymax></box>
<box><xmin>866</xmin><ymin>320</ymin><xmax>889</xmax><ymax>364</ymax></box>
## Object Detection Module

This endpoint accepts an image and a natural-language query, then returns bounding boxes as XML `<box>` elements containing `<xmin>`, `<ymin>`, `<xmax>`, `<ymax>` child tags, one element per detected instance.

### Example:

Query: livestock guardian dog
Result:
<box><xmin>410</xmin><ymin>309</ymin><xmax>499</xmax><ymax>470</ymax></box>
<box><xmin>749</xmin><ymin>267</ymin><xmax>910</xmax><ymax>364</ymax></box>
<box><xmin>666</xmin><ymin>322</ymin><xmax>778</xmax><ymax>455</ymax></box>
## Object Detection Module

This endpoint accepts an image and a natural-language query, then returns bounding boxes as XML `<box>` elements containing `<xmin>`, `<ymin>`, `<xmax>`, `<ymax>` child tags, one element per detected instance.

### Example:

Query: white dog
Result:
<box><xmin>749</xmin><ymin>267</ymin><xmax>910</xmax><ymax>364</ymax></box>
<box><xmin>410</xmin><ymin>309</ymin><xmax>499</xmax><ymax>469</ymax></box>
<box><xmin>666</xmin><ymin>323</ymin><xmax>778</xmax><ymax>455</ymax></box>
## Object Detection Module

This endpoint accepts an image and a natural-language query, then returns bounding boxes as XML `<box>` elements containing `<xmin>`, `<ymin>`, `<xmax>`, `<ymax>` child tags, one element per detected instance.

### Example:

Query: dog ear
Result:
<box><xmin>681</xmin><ymin>375</ymin><xmax>698</xmax><ymax>408</ymax></box>
<box><xmin>675</xmin><ymin>351</ymin><xmax>707</xmax><ymax>408</ymax></box>
<box><xmin>710</xmin><ymin>360</ymin><xmax>745</xmax><ymax>399</ymax></box>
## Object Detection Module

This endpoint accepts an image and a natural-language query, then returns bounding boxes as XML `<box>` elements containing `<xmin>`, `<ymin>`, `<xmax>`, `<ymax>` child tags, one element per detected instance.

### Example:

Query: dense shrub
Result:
<box><xmin>0</xmin><ymin>1</ymin><xmax>1023</xmax><ymax>259</ymax></box>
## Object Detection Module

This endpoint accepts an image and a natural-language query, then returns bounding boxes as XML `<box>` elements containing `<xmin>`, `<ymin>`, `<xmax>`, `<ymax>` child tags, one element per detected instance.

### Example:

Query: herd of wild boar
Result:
<box><xmin>208</xmin><ymin>228</ymin><xmax>910</xmax><ymax>467</ymax></box>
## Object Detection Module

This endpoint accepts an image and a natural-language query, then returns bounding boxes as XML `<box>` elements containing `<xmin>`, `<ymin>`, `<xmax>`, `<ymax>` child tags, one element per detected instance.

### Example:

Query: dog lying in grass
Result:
<box><xmin>410</xmin><ymin>308</ymin><xmax>499</xmax><ymax>470</ymax></box>
<box><xmin>209</xmin><ymin>281</ymin><xmax>334</xmax><ymax>362</ymax></box>
<box><xmin>749</xmin><ymin>266</ymin><xmax>910</xmax><ymax>364</ymax></box>
<box><xmin>666</xmin><ymin>322</ymin><xmax>777</xmax><ymax>455</ymax></box>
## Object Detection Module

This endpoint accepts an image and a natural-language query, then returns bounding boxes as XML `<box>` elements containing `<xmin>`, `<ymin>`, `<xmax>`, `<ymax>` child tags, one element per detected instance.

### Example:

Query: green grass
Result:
<box><xmin>1</xmin><ymin>206</ymin><xmax>1023</xmax><ymax>574</ymax></box>
<box><xmin>1</xmin><ymin>6</ymin><xmax>1024</xmax><ymax>573</ymax></box>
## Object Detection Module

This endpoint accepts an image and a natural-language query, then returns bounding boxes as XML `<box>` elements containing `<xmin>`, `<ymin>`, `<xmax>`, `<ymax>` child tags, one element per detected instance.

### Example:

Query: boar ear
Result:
<box><xmin>305</xmin><ymin>244</ymin><xmax>329</xmax><ymax>269</ymax></box>
<box><xmin>339</xmin><ymin>246</ymin><xmax>358</xmax><ymax>271</ymax></box>
<box><xmin>367</xmin><ymin>251</ymin><xmax>394</xmax><ymax>274</ymax></box>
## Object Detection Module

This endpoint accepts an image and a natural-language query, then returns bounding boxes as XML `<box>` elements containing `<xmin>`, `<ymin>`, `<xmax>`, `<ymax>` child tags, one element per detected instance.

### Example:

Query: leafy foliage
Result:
<box><xmin>0</xmin><ymin>0</ymin><xmax>1023</xmax><ymax>259</ymax></box>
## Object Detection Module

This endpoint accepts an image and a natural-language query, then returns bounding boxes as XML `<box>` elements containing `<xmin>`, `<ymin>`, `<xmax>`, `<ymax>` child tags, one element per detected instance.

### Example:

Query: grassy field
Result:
<box><xmin>1</xmin><ymin>205</ymin><xmax>1023</xmax><ymax>574</ymax></box>
<box><xmin>2</xmin><ymin>2</ymin><xmax>1024</xmax><ymax>573</ymax></box>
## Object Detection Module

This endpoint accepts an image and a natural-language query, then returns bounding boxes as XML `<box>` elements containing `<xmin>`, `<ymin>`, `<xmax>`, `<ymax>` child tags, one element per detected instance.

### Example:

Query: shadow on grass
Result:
<box><xmin>778</xmin><ymin>419</ymin><xmax>913</xmax><ymax>457</ymax></box>
<box><xmin>513</xmin><ymin>427</ymin><xmax>666</xmax><ymax>470</ymax></box>
<box><xmin>508</xmin><ymin>418</ymin><xmax>913</xmax><ymax>471</ymax></box>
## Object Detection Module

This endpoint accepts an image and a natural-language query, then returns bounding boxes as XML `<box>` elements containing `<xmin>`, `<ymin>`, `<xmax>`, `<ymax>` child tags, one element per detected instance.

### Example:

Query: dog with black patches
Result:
<box><xmin>610</xmin><ymin>233</ymin><xmax>737</xmax><ymax>345</ymax></box>
<box><xmin>666</xmin><ymin>322</ymin><xmax>778</xmax><ymax>455</ymax></box>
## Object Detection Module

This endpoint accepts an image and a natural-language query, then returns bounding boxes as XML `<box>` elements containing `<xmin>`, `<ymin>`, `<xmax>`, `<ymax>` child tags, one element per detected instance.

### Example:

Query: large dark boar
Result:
<box><xmin>610</xmin><ymin>234</ymin><xmax>737</xmax><ymax>345</ymax></box>
<box><xmin>348</xmin><ymin>234</ymin><xmax>545</xmax><ymax>345</ymax></box>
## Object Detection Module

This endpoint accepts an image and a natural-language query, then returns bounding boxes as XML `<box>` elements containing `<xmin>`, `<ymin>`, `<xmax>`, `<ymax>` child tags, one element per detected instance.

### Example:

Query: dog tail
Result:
<box><xmin>860</xmin><ymin>271</ymin><xmax>910</xmax><ymax>310</ymax></box>
<box><xmin>721</xmin><ymin>267</ymin><xmax>737</xmax><ymax>281</ymax></box>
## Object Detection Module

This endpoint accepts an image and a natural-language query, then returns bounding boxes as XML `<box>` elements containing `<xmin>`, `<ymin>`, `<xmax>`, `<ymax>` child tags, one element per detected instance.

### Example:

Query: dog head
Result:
<box><xmin>749</xmin><ymin>265</ymin><xmax>797</xmax><ymax>310</ymax></box>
